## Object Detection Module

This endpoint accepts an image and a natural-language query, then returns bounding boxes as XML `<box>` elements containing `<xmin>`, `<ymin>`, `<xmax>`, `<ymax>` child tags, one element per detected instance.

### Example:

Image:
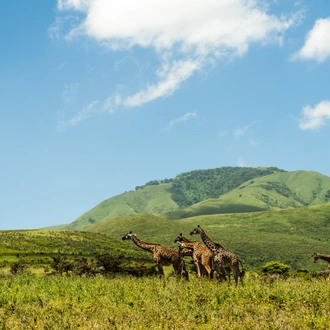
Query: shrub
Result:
<box><xmin>259</xmin><ymin>261</ymin><xmax>290</xmax><ymax>276</ymax></box>
<box><xmin>10</xmin><ymin>263</ymin><xmax>29</xmax><ymax>275</ymax></box>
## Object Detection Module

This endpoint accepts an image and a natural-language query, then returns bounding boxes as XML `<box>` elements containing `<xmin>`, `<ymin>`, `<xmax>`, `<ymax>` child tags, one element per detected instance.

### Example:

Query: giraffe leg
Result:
<box><xmin>216</xmin><ymin>265</ymin><xmax>227</xmax><ymax>282</ymax></box>
<box><xmin>157</xmin><ymin>264</ymin><xmax>165</xmax><ymax>278</ymax></box>
<box><xmin>232</xmin><ymin>267</ymin><xmax>239</xmax><ymax>286</ymax></box>
<box><xmin>195</xmin><ymin>261</ymin><xmax>202</xmax><ymax>278</ymax></box>
<box><xmin>203</xmin><ymin>263</ymin><xmax>213</xmax><ymax>280</ymax></box>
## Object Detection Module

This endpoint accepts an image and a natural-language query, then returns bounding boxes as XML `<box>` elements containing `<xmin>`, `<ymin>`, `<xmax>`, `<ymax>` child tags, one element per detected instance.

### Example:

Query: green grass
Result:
<box><xmin>87</xmin><ymin>203</ymin><xmax>330</xmax><ymax>271</ymax></box>
<box><xmin>1</xmin><ymin>273</ymin><xmax>330</xmax><ymax>329</ymax></box>
<box><xmin>2</xmin><ymin>203</ymin><xmax>330</xmax><ymax>272</ymax></box>
<box><xmin>0</xmin><ymin>230</ymin><xmax>152</xmax><ymax>267</ymax></box>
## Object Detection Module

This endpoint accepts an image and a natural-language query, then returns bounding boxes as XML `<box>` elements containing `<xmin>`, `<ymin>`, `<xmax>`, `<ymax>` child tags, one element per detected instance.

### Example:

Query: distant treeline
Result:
<box><xmin>135</xmin><ymin>178</ymin><xmax>173</xmax><ymax>190</ymax></box>
<box><xmin>135</xmin><ymin>166</ymin><xmax>285</xmax><ymax>208</ymax></box>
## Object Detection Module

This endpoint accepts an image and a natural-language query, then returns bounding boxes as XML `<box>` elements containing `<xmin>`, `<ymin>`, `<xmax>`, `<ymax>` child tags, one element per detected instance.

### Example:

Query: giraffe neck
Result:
<box><xmin>316</xmin><ymin>254</ymin><xmax>330</xmax><ymax>263</ymax></box>
<box><xmin>199</xmin><ymin>229</ymin><xmax>219</xmax><ymax>254</ymax></box>
<box><xmin>180</xmin><ymin>241</ymin><xmax>198</xmax><ymax>250</ymax></box>
<box><xmin>131</xmin><ymin>235</ymin><xmax>157</xmax><ymax>253</ymax></box>
<box><xmin>181</xmin><ymin>236</ymin><xmax>191</xmax><ymax>243</ymax></box>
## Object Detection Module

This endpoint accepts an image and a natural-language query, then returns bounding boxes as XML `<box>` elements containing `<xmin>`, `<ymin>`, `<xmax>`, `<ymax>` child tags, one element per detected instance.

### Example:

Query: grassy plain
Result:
<box><xmin>0</xmin><ymin>273</ymin><xmax>330</xmax><ymax>329</ymax></box>
<box><xmin>2</xmin><ymin>203</ymin><xmax>330</xmax><ymax>271</ymax></box>
<box><xmin>88</xmin><ymin>203</ymin><xmax>330</xmax><ymax>271</ymax></box>
<box><xmin>0</xmin><ymin>230</ymin><xmax>152</xmax><ymax>268</ymax></box>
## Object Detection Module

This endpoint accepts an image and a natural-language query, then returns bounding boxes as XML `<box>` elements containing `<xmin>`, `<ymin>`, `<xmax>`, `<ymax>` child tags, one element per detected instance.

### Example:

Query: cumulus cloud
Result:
<box><xmin>56</xmin><ymin>0</ymin><xmax>300</xmax><ymax>125</ymax></box>
<box><xmin>59</xmin><ymin>0</ymin><xmax>299</xmax><ymax>52</ymax></box>
<box><xmin>298</xmin><ymin>101</ymin><xmax>330</xmax><ymax>130</ymax></box>
<box><xmin>166</xmin><ymin>111</ymin><xmax>197</xmax><ymax>130</ymax></box>
<box><xmin>292</xmin><ymin>17</ymin><xmax>330</xmax><ymax>62</ymax></box>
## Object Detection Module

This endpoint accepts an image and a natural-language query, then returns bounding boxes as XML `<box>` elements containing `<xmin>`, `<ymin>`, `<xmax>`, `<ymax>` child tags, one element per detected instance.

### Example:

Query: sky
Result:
<box><xmin>1</xmin><ymin>0</ymin><xmax>330</xmax><ymax>230</ymax></box>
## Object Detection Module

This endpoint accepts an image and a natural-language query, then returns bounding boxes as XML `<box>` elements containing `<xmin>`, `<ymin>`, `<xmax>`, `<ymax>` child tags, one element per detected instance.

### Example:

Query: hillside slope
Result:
<box><xmin>63</xmin><ymin>167</ymin><xmax>285</xmax><ymax>230</ymax></box>
<box><xmin>63</xmin><ymin>167</ymin><xmax>330</xmax><ymax>231</ymax></box>
<box><xmin>64</xmin><ymin>183</ymin><xmax>178</xmax><ymax>231</ymax></box>
<box><xmin>165</xmin><ymin>170</ymin><xmax>330</xmax><ymax>219</ymax></box>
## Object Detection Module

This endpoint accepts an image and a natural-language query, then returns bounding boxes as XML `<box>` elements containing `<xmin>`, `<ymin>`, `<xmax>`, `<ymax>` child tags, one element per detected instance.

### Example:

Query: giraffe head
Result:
<box><xmin>173</xmin><ymin>233</ymin><xmax>190</xmax><ymax>243</ymax></box>
<box><xmin>122</xmin><ymin>231</ymin><xmax>135</xmax><ymax>241</ymax></box>
<box><xmin>313</xmin><ymin>253</ymin><xmax>319</xmax><ymax>263</ymax></box>
<box><xmin>190</xmin><ymin>225</ymin><xmax>203</xmax><ymax>236</ymax></box>
<box><xmin>177</xmin><ymin>242</ymin><xmax>193</xmax><ymax>255</ymax></box>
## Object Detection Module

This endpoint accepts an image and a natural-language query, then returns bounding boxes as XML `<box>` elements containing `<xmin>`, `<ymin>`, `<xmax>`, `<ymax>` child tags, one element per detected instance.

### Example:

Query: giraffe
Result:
<box><xmin>122</xmin><ymin>231</ymin><xmax>188</xmax><ymax>279</ymax></box>
<box><xmin>190</xmin><ymin>225</ymin><xmax>245</xmax><ymax>286</ymax></box>
<box><xmin>313</xmin><ymin>253</ymin><xmax>330</xmax><ymax>280</ymax></box>
<box><xmin>174</xmin><ymin>233</ymin><xmax>215</xmax><ymax>279</ymax></box>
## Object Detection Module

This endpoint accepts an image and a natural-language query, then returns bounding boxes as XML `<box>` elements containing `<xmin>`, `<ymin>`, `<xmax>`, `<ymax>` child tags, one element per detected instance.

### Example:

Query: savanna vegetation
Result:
<box><xmin>1</xmin><ymin>271</ymin><xmax>330</xmax><ymax>329</ymax></box>
<box><xmin>1</xmin><ymin>204</ymin><xmax>330</xmax><ymax>328</ymax></box>
<box><xmin>2</xmin><ymin>166</ymin><xmax>330</xmax><ymax>328</ymax></box>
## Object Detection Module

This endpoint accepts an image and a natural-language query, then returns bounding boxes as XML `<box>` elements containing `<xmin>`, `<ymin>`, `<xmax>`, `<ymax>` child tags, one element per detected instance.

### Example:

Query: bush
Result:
<box><xmin>259</xmin><ymin>261</ymin><xmax>290</xmax><ymax>276</ymax></box>
<box><xmin>10</xmin><ymin>263</ymin><xmax>29</xmax><ymax>275</ymax></box>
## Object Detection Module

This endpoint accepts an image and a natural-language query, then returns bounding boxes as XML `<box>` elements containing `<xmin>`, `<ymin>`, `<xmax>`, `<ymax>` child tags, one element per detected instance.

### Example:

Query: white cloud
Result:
<box><xmin>298</xmin><ymin>101</ymin><xmax>330</xmax><ymax>130</ymax></box>
<box><xmin>59</xmin><ymin>0</ymin><xmax>298</xmax><ymax>53</ymax></box>
<box><xmin>250</xmin><ymin>138</ymin><xmax>259</xmax><ymax>146</ymax></box>
<box><xmin>59</xmin><ymin>100</ymin><xmax>100</xmax><ymax>129</ymax></box>
<box><xmin>166</xmin><ymin>111</ymin><xmax>197</xmax><ymax>130</ymax></box>
<box><xmin>58</xmin><ymin>0</ymin><xmax>88</xmax><ymax>11</ymax></box>
<box><xmin>114</xmin><ymin>59</ymin><xmax>201</xmax><ymax>109</ymax></box>
<box><xmin>56</xmin><ymin>0</ymin><xmax>300</xmax><ymax>124</ymax></box>
<box><xmin>61</xmin><ymin>82</ymin><xmax>79</xmax><ymax>103</ymax></box>
<box><xmin>58</xmin><ymin>62</ymin><xmax>67</xmax><ymax>70</ymax></box>
<box><xmin>292</xmin><ymin>17</ymin><xmax>330</xmax><ymax>62</ymax></box>
<box><xmin>218</xmin><ymin>130</ymin><xmax>229</xmax><ymax>138</ymax></box>
<box><xmin>237</xmin><ymin>157</ymin><xmax>245</xmax><ymax>167</ymax></box>
<box><xmin>234</xmin><ymin>121</ymin><xmax>256</xmax><ymax>138</ymax></box>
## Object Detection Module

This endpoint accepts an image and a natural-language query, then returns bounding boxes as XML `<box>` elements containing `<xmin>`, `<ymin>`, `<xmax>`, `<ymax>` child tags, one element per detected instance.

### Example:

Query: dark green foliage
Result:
<box><xmin>169</xmin><ymin>167</ymin><xmax>285</xmax><ymax>208</ymax></box>
<box><xmin>10</xmin><ymin>263</ymin><xmax>29</xmax><ymax>275</ymax></box>
<box><xmin>72</xmin><ymin>258</ymin><xmax>96</xmax><ymax>276</ymax></box>
<box><xmin>95</xmin><ymin>253</ymin><xmax>124</xmax><ymax>274</ymax></box>
<box><xmin>49</xmin><ymin>254</ymin><xmax>157</xmax><ymax>277</ymax></box>
<box><xmin>122</xmin><ymin>262</ymin><xmax>158</xmax><ymax>277</ymax></box>
<box><xmin>325</xmin><ymin>190</ymin><xmax>330</xmax><ymax>201</ymax></box>
<box><xmin>51</xmin><ymin>256</ymin><xmax>74</xmax><ymax>275</ymax></box>
<box><xmin>259</xmin><ymin>261</ymin><xmax>290</xmax><ymax>275</ymax></box>
<box><xmin>136</xmin><ymin>179</ymin><xmax>173</xmax><ymax>190</ymax></box>
<box><xmin>259</xmin><ymin>182</ymin><xmax>291</xmax><ymax>198</ymax></box>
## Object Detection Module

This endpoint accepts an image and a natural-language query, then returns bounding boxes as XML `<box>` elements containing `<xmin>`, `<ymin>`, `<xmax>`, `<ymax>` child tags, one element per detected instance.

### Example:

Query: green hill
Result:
<box><xmin>62</xmin><ymin>167</ymin><xmax>330</xmax><ymax>231</ymax></box>
<box><xmin>165</xmin><ymin>170</ymin><xmax>330</xmax><ymax>219</ymax></box>
<box><xmin>64</xmin><ymin>183</ymin><xmax>178</xmax><ymax>231</ymax></box>
<box><xmin>86</xmin><ymin>203</ymin><xmax>330</xmax><ymax>271</ymax></box>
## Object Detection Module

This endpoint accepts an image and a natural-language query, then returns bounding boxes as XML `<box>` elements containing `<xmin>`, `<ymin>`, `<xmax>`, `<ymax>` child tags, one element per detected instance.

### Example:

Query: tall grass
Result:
<box><xmin>0</xmin><ymin>272</ymin><xmax>329</xmax><ymax>329</ymax></box>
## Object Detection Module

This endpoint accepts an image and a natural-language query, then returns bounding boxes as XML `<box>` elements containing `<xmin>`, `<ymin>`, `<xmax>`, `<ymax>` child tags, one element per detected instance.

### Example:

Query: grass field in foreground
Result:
<box><xmin>0</xmin><ymin>273</ymin><xmax>329</xmax><ymax>329</ymax></box>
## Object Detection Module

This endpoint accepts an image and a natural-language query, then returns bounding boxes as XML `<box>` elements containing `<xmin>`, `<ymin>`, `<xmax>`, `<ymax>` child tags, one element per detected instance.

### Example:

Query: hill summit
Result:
<box><xmin>61</xmin><ymin>166</ymin><xmax>330</xmax><ymax>231</ymax></box>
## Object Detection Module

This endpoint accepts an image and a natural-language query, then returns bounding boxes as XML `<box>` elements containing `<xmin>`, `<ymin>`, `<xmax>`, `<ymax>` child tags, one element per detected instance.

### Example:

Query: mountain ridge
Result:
<box><xmin>61</xmin><ymin>167</ymin><xmax>330</xmax><ymax>231</ymax></box>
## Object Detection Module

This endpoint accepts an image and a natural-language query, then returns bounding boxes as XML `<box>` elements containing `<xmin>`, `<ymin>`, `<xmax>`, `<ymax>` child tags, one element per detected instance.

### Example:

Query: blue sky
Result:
<box><xmin>1</xmin><ymin>0</ymin><xmax>330</xmax><ymax>230</ymax></box>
